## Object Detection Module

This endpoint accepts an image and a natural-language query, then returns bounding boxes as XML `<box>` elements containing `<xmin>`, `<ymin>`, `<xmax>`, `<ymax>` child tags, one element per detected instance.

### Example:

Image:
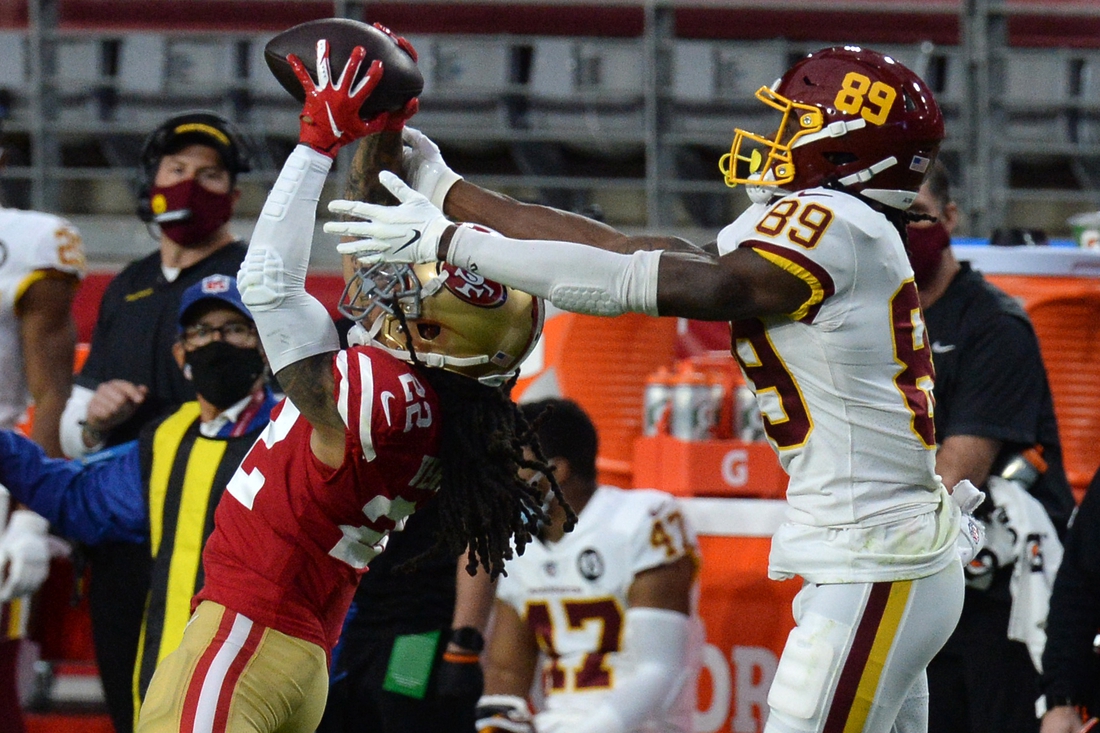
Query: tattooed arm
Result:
<box><xmin>345</xmin><ymin>131</ymin><xmax>405</xmax><ymax>203</ymax></box>
<box><xmin>339</xmin><ymin>132</ymin><xmax>404</xmax><ymax>279</ymax></box>
<box><xmin>271</xmin><ymin>133</ymin><xmax>406</xmax><ymax>467</ymax></box>
<box><xmin>239</xmin><ymin>41</ymin><xmax>410</xmax><ymax>466</ymax></box>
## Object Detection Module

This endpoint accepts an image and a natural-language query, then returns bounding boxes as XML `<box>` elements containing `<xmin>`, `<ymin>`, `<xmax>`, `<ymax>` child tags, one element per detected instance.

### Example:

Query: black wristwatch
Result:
<box><xmin>1045</xmin><ymin>694</ymin><xmax>1078</xmax><ymax>710</ymax></box>
<box><xmin>449</xmin><ymin>626</ymin><xmax>485</xmax><ymax>653</ymax></box>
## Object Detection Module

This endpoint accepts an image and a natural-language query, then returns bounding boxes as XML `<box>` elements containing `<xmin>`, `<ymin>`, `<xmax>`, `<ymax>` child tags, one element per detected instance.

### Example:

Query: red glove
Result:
<box><xmin>289</xmin><ymin>39</ymin><xmax>382</xmax><ymax>157</ymax></box>
<box><xmin>372</xmin><ymin>97</ymin><xmax>419</xmax><ymax>133</ymax></box>
<box><xmin>372</xmin><ymin>22</ymin><xmax>418</xmax><ymax>62</ymax></box>
<box><xmin>365</xmin><ymin>22</ymin><xmax>420</xmax><ymax>132</ymax></box>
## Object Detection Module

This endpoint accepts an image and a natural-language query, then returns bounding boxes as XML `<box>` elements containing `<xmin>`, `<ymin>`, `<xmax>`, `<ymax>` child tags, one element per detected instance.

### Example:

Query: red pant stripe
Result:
<box><xmin>179</xmin><ymin>607</ymin><xmax>241</xmax><ymax>733</ymax></box>
<box><xmin>210</xmin><ymin>620</ymin><xmax>265</xmax><ymax>732</ymax></box>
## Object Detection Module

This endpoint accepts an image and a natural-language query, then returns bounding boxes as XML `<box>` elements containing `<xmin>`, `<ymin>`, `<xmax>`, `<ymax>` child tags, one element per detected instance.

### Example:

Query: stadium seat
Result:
<box><xmin>1004</xmin><ymin>49</ymin><xmax>1073</xmax><ymax>145</ymax></box>
<box><xmin>0</xmin><ymin>31</ymin><xmax>26</xmax><ymax>88</ymax></box>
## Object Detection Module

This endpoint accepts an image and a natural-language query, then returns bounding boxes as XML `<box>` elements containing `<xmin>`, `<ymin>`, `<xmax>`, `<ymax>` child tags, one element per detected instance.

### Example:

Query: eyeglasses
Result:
<box><xmin>182</xmin><ymin>321</ymin><xmax>257</xmax><ymax>348</ymax></box>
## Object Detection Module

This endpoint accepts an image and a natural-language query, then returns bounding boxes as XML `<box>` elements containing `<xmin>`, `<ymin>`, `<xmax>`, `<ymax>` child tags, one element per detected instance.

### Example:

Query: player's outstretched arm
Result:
<box><xmin>239</xmin><ymin>38</ymin><xmax>411</xmax><ymax>466</ymax></box>
<box><xmin>329</xmin><ymin>173</ymin><xmax>810</xmax><ymax>322</ymax></box>
<box><xmin>404</xmin><ymin>126</ymin><xmax>703</xmax><ymax>256</ymax></box>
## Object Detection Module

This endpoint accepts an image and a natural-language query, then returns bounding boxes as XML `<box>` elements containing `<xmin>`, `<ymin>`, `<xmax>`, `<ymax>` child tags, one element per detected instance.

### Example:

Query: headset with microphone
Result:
<box><xmin>136</xmin><ymin>110</ymin><xmax>252</xmax><ymax>225</ymax></box>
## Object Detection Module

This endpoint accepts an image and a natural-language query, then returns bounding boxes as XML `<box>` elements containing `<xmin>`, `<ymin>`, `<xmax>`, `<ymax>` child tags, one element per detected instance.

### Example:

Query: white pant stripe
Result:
<box><xmin>192</xmin><ymin>612</ymin><xmax>254</xmax><ymax>733</ymax></box>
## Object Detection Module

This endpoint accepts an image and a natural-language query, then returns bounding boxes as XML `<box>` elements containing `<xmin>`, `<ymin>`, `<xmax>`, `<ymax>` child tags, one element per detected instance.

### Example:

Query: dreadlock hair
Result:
<box><xmin>388</xmin><ymin>306</ymin><xmax>563</xmax><ymax>579</ymax></box>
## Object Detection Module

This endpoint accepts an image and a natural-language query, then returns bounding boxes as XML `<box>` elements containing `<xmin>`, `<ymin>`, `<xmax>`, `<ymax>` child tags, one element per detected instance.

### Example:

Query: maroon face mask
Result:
<box><xmin>148</xmin><ymin>178</ymin><xmax>234</xmax><ymax>248</ymax></box>
<box><xmin>905</xmin><ymin>222</ymin><xmax>951</xmax><ymax>290</ymax></box>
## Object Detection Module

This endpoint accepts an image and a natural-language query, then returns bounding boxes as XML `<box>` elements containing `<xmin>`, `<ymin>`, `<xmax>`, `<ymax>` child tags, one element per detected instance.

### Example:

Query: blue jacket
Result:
<box><xmin>0</xmin><ymin>388</ymin><xmax>277</xmax><ymax>545</ymax></box>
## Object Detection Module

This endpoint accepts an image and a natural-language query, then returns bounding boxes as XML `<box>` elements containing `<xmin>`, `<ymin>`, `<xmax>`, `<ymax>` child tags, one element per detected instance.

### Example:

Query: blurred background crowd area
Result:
<box><xmin>2</xmin><ymin>0</ymin><xmax>1100</xmax><ymax>267</ymax></box>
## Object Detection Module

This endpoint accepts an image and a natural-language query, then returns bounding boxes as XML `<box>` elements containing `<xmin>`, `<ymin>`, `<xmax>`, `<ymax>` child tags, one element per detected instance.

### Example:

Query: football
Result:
<box><xmin>264</xmin><ymin>18</ymin><xmax>423</xmax><ymax>118</ymax></box>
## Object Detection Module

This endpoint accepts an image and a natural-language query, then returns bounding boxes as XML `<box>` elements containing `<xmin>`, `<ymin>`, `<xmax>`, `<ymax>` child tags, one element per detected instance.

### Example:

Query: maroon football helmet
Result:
<box><xmin>719</xmin><ymin>46</ymin><xmax>945</xmax><ymax>210</ymax></box>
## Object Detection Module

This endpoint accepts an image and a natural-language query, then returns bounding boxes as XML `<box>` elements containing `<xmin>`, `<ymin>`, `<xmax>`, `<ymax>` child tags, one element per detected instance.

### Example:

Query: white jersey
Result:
<box><xmin>716</xmin><ymin>189</ymin><xmax>956</xmax><ymax>584</ymax></box>
<box><xmin>496</xmin><ymin>486</ymin><xmax>701</xmax><ymax>733</ymax></box>
<box><xmin>0</xmin><ymin>208</ymin><xmax>84</xmax><ymax>429</ymax></box>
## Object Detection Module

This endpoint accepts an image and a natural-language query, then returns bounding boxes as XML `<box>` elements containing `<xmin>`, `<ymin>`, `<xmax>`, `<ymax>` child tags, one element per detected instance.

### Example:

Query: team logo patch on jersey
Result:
<box><xmin>0</xmin><ymin>240</ymin><xmax>7</xmax><ymax>269</ymax></box>
<box><xmin>543</xmin><ymin>561</ymin><xmax>557</xmax><ymax>577</ymax></box>
<box><xmin>577</xmin><ymin>549</ymin><xmax>604</xmax><ymax>581</ymax></box>
<box><xmin>440</xmin><ymin>264</ymin><xmax>508</xmax><ymax>308</ymax></box>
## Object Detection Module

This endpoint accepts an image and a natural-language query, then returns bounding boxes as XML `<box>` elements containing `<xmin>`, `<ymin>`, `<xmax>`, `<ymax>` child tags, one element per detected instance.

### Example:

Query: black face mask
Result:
<box><xmin>185</xmin><ymin>341</ymin><xmax>265</xmax><ymax>410</ymax></box>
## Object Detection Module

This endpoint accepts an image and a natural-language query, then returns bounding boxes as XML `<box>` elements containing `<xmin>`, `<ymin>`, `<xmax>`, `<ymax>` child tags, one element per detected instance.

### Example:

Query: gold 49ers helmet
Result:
<box><xmin>340</xmin><ymin>256</ymin><xmax>544</xmax><ymax>386</ymax></box>
<box><xmin>719</xmin><ymin>46</ymin><xmax>944</xmax><ymax>210</ymax></box>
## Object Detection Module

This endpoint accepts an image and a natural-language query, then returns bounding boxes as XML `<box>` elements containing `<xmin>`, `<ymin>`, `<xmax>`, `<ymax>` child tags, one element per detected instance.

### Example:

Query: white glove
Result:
<box><xmin>0</xmin><ymin>509</ymin><xmax>51</xmax><ymax>602</ymax></box>
<box><xmin>535</xmin><ymin>710</ymin><xmax>591</xmax><ymax>733</ymax></box>
<box><xmin>951</xmin><ymin>479</ymin><xmax>987</xmax><ymax>565</ymax></box>
<box><xmin>326</xmin><ymin>171</ymin><xmax>452</xmax><ymax>265</ymax></box>
<box><xmin>403</xmin><ymin>127</ymin><xmax>462</xmax><ymax>210</ymax></box>
<box><xmin>475</xmin><ymin>694</ymin><xmax>536</xmax><ymax>733</ymax></box>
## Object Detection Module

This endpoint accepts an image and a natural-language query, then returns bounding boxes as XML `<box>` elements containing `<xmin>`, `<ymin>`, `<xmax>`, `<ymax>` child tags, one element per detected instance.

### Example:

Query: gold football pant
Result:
<box><xmin>136</xmin><ymin>601</ymin><xmax>329</xmax><ymax>733</ymax></box>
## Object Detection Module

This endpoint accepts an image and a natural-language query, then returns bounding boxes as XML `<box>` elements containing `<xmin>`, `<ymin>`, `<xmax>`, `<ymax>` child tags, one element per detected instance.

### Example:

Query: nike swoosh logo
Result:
<box><xmin>931</xmin><ymin>342</ymin><xmax>956</xmax><ymax>353</ymax></box>
<box><xmin>393</xmin><ymin>230</ymin><xmax>422</xmax><ymax>254</ymax></box>
<box><xmin>381</xmin><ymin>392</ymin><xmax>395</xmax><ymax>425</ymax></box>
<box><xmin>325</xmin><ymin>103</ymin><xmax>342</xmax><ymax>140</ymax></box>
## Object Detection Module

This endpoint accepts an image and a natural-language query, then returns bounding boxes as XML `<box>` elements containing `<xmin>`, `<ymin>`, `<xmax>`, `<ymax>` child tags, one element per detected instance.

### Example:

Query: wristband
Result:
<box><xmin>449</xmin><ymin>626</ymin><xmax>485</xmax><ymax>653</ymax></box>
<box><xmin>1046</xmin><ymin>695</ymin><xmax>1080</xmax><ymax>709</ymax></box>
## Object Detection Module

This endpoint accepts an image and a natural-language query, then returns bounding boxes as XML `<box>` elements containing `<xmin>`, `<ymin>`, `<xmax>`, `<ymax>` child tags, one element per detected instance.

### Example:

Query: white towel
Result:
<box><xmin>985</xmin><ymin>475</ymin><xmax>1064</xmax><ymax>673</ymax></box>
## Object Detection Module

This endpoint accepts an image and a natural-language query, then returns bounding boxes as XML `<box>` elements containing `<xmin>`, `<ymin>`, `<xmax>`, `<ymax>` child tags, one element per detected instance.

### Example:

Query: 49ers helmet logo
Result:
<box><xmin>440</xmin><ymin>263</ymin><xmax>508</xmax><ymax>308</ymax></box>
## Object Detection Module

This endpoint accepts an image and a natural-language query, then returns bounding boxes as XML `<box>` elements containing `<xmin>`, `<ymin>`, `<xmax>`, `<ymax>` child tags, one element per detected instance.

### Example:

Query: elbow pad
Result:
<box><xmin>447</xmin><ymin>226</ymin><xmax>661</xmax><ymax>317</ymax></box>
<box><xmin>239</xmin><ymin>145</ymin><xmax>339</xmax><ymax>373</ymax></box>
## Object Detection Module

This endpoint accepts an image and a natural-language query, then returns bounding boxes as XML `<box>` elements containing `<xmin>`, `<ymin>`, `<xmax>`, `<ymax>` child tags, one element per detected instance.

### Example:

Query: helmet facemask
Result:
<box><xmin>720</xmin><ymin>86</ymin><xmax>824</xmax><ymax>190</ymax></box>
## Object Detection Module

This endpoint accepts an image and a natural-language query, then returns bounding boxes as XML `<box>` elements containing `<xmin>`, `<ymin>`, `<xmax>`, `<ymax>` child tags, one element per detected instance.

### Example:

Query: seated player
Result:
<box><xmin>477</xmin><ymin>398</ymin><xmax>703</xmax><ymax>733</ymax></box>
<box><xmin>135</xmin><ymin>37</ymin><xmax>550</xmax><ymax>733</ymax></box>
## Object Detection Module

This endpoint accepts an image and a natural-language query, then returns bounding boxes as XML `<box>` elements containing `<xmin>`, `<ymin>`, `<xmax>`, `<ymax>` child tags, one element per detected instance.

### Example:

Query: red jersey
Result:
<box><xmin>195</xmin><ymin>345</ymin><xmax>443</xmax><ymax>652</ymax></box>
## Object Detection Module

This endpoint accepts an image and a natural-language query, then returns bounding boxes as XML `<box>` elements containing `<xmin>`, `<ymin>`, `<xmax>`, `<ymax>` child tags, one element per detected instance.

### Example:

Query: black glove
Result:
<box><xmin>437</xmin><ymin>652</ymin><xmax>484</xmax><ymax>699</ymax></box>
<box><xmin>436</xmin><ymin>651</ymin><xmax>484</xmax><ymax>732</ymax></box>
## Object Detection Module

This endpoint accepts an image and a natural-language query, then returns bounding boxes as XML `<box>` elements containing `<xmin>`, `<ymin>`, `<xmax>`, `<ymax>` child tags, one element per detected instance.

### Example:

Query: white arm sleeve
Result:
<box><xmin>446</xmin><ymin>225</ymin><xmax>661</xmax><ymax>317</ymax></box>
<box><xmin>551</xmin><ymin>607</ymin><xmax>694</xmax><ymax>733</ymax></box>
<box><xmin>59</xmin><ymin>384</ymin><xmax>94</xmax><ymax>459</ymax></box>
<box><xmin>239</xmin><ymin>145</ymin><xmax>340</xmax><ymax>374</ymax></box>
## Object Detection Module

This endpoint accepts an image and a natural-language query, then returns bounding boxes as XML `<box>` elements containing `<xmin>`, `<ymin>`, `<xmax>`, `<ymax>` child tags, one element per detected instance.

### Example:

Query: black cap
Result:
<box><xmin>140</xmin><ymin>110</ymin><xmax>252</xmax><ymax>184</ymax></box>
